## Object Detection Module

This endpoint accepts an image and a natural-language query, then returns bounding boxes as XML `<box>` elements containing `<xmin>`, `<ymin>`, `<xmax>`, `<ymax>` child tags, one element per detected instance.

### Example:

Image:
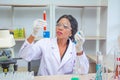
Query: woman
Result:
<box><xmin>19</xmin><ymin>15</ymin><xmax>89</xmax><ymax>76</ymax></box>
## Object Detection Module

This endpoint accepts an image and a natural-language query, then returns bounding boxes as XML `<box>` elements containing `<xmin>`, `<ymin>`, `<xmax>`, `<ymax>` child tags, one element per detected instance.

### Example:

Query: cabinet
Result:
<box><xmin>0</xmin><ymin>0</ymin><xmax>108</xmax><ymax>72</ymax></box>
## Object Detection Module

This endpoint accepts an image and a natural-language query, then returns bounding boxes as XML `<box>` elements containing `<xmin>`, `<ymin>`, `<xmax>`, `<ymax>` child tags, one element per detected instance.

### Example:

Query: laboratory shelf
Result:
<box><xmin>15</xmin><ymin>38</ymin><xmax>25</xmax><ymax>41</ymax></box>
<box><xmin>85</xmin><ymin>36</ymin><xmax>106</xmax><ymax>40</ymax></box>
<box><xmin>15</xmin><ymin>37</ymin><xmax>43</xmax><ymax>41</ymax></box>
<box><xmin>56</xmin><ymin>5</ymin><xmax>107</xmax><ymax>8</ymax></box>
<box><xmin>14</xmin><ymin>36</ymin><xmax>106</xmax><ymax>41</ymax></box>
<box><xmin>0</xmin><ymin>4</ymin><xmax>48</xmax><ymax>7</ymax></box>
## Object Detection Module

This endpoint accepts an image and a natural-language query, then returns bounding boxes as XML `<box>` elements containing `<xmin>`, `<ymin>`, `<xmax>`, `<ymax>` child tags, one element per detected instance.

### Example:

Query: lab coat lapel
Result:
<box><xmin>61</xmin><ymin>49</ymin><xmax>72</xmax><ymax>66</ymax></box>
<box><xmin>59</xmin><ymin>40</ymin><xmax>73</xmax><ymax>69</ymax></box>
<box><xmin>51</xmin><ymin>38</ymin><xmax>61</xmax><ymax>65</ymax></box>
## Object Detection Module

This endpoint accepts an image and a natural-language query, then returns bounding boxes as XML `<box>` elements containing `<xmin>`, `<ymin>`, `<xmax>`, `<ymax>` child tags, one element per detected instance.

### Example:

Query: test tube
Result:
<box><xmin>43</xmin><ymin>10</ymin><xmax>46</xmax><ymax>31</ymax></box>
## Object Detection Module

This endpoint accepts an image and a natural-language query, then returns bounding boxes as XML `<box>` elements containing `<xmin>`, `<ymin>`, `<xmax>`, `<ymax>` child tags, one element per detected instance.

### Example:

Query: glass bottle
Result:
<box><xmin>96</xmin><ymin>51</ymin><xmax>103</xmax><ymax>80</ymax></box>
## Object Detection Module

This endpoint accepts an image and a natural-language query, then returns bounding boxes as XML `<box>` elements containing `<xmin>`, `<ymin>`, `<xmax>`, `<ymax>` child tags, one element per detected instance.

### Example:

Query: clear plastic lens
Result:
<box><xmin>56</xmin><ymin>23</ymin><xmax>71</xmax><ymax>30</ymax></box>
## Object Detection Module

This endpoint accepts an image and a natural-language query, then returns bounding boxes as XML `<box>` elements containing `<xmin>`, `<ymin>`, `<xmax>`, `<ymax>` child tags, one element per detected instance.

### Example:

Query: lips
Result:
<box><xmin>57</xmin><ymin>31</ymin><xmax>63</xmax><ymax>35</ymax></box>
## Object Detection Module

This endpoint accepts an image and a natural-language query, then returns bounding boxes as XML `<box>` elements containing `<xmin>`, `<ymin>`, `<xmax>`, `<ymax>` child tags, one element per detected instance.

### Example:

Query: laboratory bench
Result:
<box><xmin>0</xmin><ymin>72</ymin><xmax>114</xmax><ymax>80</ymax></box>
<box><xmin>34</xmin><ymin>73</ymin><xmax>113</xmax><ymax>80</ymax></box>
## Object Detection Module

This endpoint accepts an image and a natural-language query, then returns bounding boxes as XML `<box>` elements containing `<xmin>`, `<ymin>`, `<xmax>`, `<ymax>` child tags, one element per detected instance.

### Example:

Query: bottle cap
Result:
<box><xmin>71</xmin><ymin>77</ymin><xmax>80</xmax><ymax>80</ymax></box>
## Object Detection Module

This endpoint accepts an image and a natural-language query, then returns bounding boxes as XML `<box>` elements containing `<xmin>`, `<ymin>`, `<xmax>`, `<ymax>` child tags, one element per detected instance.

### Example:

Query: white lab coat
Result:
<box><xmin>19</xmin><ymin>38</ymin><xmax>89</xmax><ymax>76</ymax></box>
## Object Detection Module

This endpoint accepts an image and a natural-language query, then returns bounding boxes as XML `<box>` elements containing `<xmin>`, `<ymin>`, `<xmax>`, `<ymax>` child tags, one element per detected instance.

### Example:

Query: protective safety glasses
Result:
<box><xmin>56</xmin><ymin>23</ymin><xmax>72</xmax><ymax>30</ymax></box>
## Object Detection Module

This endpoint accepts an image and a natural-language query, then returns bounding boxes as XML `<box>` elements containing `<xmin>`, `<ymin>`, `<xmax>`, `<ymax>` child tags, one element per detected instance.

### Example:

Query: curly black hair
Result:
<box><xmin>57</xmin><ymin>14</ymin><xmax>78</xmax><ymax>42</ymax></box>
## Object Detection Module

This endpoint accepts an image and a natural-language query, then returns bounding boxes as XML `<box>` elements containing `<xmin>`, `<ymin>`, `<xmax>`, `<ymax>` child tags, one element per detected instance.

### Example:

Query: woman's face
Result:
<box><xmin>56</xmin><ymin>18</ymin><xmax>72</xmax><ymax>40</ymax></box>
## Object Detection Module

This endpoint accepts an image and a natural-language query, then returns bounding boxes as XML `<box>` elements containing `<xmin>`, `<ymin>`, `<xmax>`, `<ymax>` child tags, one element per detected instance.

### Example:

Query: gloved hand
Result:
<box><xmin>32</xmin><ymin>19</ymin><xmax>47</xmax><ymax>37</ymax></box>
<box><xmin>74</xmin><ymin>30</ymin><xmax>85</xmax><ymax>53</ymax></box>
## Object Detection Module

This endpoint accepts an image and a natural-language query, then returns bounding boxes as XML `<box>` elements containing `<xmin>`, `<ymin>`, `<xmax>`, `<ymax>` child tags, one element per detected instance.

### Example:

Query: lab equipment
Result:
<box><xmin>71</xmin><ymin>77</ymin><xmax>80</xmax><ymax>80</ymax></box>
<box><xmin>13</xmin><ymin>27</ymin><xmax>25</xmax><ymax>39</ymax></box>
<box><xmin>72</xmin><ymin>55</ymin><xmax>81</xmax><ymax>80</ymax></box>
<box><xmin>0</xmin><ymin>48</ymin><xmax>17</xmax><ymax>73</ymax></box>
<box><xmin>0</xmin><ymin>71</ymin><xmax>34</xmax><ymax>80</ymax></box>
<box><xmin>0</xmin><ymin>29</ymin><xmax>17</xmax><ymax>73</ymax></box>
<box><xmin>114</xmin><ymin>50</ymin><xmax>120</xmax><ymax>79</ymax></box>
<box><xmin>43</xmin><ymin>10</ymin><xmax>50</xmax><ymax>38</ymax></box>
<box><xmin>73</xmin><ymin>55</ymin><xmax>81</xmax><ymax>75</ymax></box>
<box><xmin>43</xmin><ymin>31</ymin><xmax>50</xmax><ymax>38</ymax></box>
<box><xmin>32</xmin><ymin>19</ymin><xmax>47</xmax><ymax>37</ymax></box>
<box><xmin>0</xmin><ymin>29</ymin><xmax>15</xmax><ymax>48</ymax></box>
<box><xmin>96</xmin><ymin>51</ymin><xmax>103</xmax><ymax>71</ymax></box>
<box><xmin>115</xmin><ymin>57</ymin><xmax>120</xmax><ymax>79</ymax></box>
<box><xmin>95</xmin><ymin>51</ymin><xmax>103</xmax><ymax>80</ymax></box>
<box><xmin>43</xmin><ymin>10</ymin><xmax>46</xmax><ymax>30</ymax></box>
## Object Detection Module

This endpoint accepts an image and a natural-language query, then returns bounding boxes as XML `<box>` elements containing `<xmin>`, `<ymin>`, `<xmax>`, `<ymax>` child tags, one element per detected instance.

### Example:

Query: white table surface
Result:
<box><xmin>34</xmin><ymin>73</ymin><xmax>113</xmax><ymax>80</ymax></box>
